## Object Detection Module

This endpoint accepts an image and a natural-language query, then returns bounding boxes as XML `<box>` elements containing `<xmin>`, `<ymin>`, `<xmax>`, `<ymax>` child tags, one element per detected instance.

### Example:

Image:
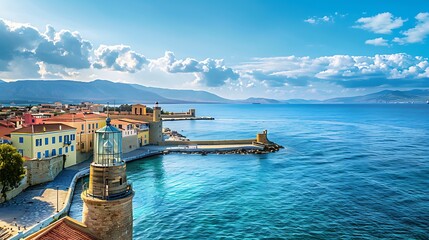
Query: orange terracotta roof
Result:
<box><xmin>0</xmin><ymin>120</ymin><xmax>15</xmax><ymax>128</ymax></box>
<box><xmin>12</xmin><ymin>124</ymin><xmax>75</xmax><ymax>134</ymax></box>
<box><xmin>45</xmin><ymin>113</ymin><xmax>106</xmax><ymax>122</ymax></box>
<box><xmin>110</xmin><ymin>119</ymin><xmax>132</xmax><ymax>128</ymax></box>
<box><xmin>25</xmin><ymin>216</ymin><xmax>99</xmax><ymax>240</ymax></box>
<box><xmin>0</xmin><ymin>126</ymin><xmax>14</xmax><ymax>139</ymax></box>
<box><xmin>119</xmin><ymin>118</ymin><xmax>149</xmax><ymax>124</ymax></box>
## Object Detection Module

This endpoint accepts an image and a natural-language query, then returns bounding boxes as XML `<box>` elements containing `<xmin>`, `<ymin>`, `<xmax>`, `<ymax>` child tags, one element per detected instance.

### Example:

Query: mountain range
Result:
<box><xmin>0</xmin><ymin>79</ymin><xmax>428</xmax><ymax>104</ymax></box>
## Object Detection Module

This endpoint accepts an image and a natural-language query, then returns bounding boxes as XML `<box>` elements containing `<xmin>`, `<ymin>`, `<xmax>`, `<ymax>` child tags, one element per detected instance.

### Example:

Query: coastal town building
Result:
<box><xmin>44</xmin><ymin>113</ymin><xmax>106</xmax><ymax>163</ymax></box>
<box><xmin>111</xmin><ymin>119</ymin><xmax>139</xmax><ymax>153</ymax></box>
<box><xmin>111</xmin><ymin>118</ymin><xmax>150</xmax><ymax>153</ymax></box>
<box><xmin>23</xmin><ymin>113</ymin><xmax>52</xmax><ymax>125</ymax></box>
<box><xmin>131</xmin><ymin>104</ymin><xmax>146</xmax><ymax>115</ymax></box>
<box><xmin>10</xmin><ymin>123</ymin><xmax>77</xmax><ymax>167</ymax></box>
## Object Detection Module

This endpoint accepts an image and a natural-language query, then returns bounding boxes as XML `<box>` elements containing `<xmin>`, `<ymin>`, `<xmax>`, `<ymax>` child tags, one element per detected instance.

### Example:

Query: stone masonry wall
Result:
<box><xmin>82</xmin><ymin>192</ymin><xmax>134</xmax><ymax>240</ymax></box>
<box><xmin>24</xmin><ymin>155</ymin><xmax>64</xmax><ymax>186</ymax></box>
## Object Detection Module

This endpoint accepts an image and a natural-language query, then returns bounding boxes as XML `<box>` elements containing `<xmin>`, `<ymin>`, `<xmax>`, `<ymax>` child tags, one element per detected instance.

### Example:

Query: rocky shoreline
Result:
<box><xmin>162</xmin><ymin>142</ymin><xmax>284</xmax><ymax>155</ymax></box>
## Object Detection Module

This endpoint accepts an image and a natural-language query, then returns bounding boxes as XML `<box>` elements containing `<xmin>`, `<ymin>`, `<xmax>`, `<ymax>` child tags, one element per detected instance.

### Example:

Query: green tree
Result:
<box><xmin>0</xmin><ymin>144</ymin><xmax>25</xmax><ymax>201</ymax></box>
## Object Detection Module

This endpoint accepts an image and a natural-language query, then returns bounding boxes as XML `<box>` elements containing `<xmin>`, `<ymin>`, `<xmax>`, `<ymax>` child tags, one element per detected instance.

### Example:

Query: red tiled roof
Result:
<box><xmin>0</xmin><ymin>126</ymin><xmax>14</xmax><ymax>139</ymax></box>
<box><xmin>0</xmin><ymin>120</ymin><xmax>15</xmax><ymax>128</ymax></box>
<box><xmin>26</xmin><ymin>216</ymin><xmax>98</xmax><ymax>240</ymax></box>
<box><xmin>11</xmin><ymin>124</ymin><xmax>75</xmax><ymax>134</ymax></box>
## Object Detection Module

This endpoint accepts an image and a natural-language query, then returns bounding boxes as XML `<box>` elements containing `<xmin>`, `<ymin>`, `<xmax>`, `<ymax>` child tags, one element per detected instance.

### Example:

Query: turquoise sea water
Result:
<box><xmin>70</xmin><ymin>104</ymin><xmax>429</xmax><ymax>239</ymax></box>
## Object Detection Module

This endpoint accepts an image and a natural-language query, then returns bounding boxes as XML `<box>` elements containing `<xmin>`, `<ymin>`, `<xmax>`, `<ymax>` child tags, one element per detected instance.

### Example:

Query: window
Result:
<box><xmin>59</xmin><ymin>136</ymin><xmax>62</xmax><ymax>143</ymax></box>
<box><xmin>81</xmin><ymin>124</ymin><xmax>84</xmax><ymax>131</ymax></box>
<box><xmin>18</xmin><ymin>149</ymin><xmax>23</xmax><ymax>156</ymax></box>
<box><xmin>36</xmin><ymin>139</ymin><xmax>40</xmax><ymax>146</ymax></box>
<box><xmin>88</xmin><ymin>124</ymin><xmax>91</xmax><ymax>130</ymax></box>
<box><xmin>59</xmin><ymin>148</ymin><xmax>63</xmax><ymax>155</ymax></box>
<box><xmin>92</xmin><ymin>123</ymin><xmax>94</xmax><ymax>129</ymax></box>
<box><xmin>96</xmin><ymin>123</ymin><xmax>98</xmax><ymax>128</ymax></box>
<box><xmin>64</xmin><ymin>135</ymin><xmax>69</xmax><ymax>143</ymax></box>
<box><xmin>45</xmin><ymin>150</ymin><xmax>49</xmax><ymax>157</ymax></box>
<box><xmin>71</xmin><ymin>134</ymin><xmax>75</xmax><ymax>141</ymax></box>
<box><xmin>52</xmin><ymin>136</ymin><xmax>56</xmax><ymax>144</ymax></box>
<box><xmin>37</xmin><ymin>152</ymin><xmax>41</xmax><ymax>159</ymax></box>
<box><xmin>45</xmin><ymin>138</ymin><xmax>48</xmax><ymax>145</ymax></box>
<box><xmin>71</xmin><ymin>145</ymin><xmax>74</xmax><ymax>152</ymax></box>
<box><xmin>65</xmin><ymin>147</ymin><xmax>68</xmax><ymax>153</ymax></box>
<box><xmin>52</xmin><ymin>149</ymin><xmax>56</xmax><ymax>156</ymax></box>
<box><xmin>19</xmin><ymin>137</ymin><xmax>24</xmax><ymax>143</ymax></box>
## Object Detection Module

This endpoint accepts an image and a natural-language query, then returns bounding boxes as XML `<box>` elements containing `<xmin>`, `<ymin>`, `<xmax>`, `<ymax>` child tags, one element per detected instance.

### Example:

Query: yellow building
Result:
<box><xmin>11</xmin><ymin>124</ymin><xmax>77</xmax><ymax>167</ymax></box>
<box><xmin>119</xmin><ymin>118</ymin><xmax>150</xmax><ymax>147</ymax></box>
<box><xmin>45</xmin><ymin>113</ymin><xmax>106</xmax><ymax>163</ymax></box>
<box><xmin>131</xmin><ymin>104</ymin><xmax>146</xmax><ymax>115</ymax></box>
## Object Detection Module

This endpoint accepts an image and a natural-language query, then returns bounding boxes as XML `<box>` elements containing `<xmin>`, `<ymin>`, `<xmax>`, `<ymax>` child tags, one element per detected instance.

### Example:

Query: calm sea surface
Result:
<box><xmin>69</xmin><ymin>104</ymin><xmax>429</xmax><ymax>239</ymax></box>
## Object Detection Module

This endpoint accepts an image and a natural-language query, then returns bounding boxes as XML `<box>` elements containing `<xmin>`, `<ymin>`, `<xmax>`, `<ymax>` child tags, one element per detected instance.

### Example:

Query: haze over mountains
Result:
<box><xmin>0</xmin><ymin>79</ymin><xmax>428</xmax><ymax>104</ymax></box>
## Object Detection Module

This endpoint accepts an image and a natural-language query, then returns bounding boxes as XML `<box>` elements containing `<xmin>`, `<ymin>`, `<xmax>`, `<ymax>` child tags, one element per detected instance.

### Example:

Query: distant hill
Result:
<box><xmin>325</xmin><ymin>89</ymin><xmax>429</xmax><ymax>103</ymax></box>
<box><xmin>0</xmin><ymin>79</ymin><xmax>231</xmax><ymax>104</ymax></box>
<box><xmin>240</xmin><ymin>97</ymin><xmax>282</xmax><ymax>104</ymax></box>
<box><xmin>131</xmin><ymin>84</ymin><xmax>232</xmax><ymax>103</ymax></box>
<box><xmin>0</xmin><ymin>79</ymin><xmax>428</xmax><ymax>104</ymax></box>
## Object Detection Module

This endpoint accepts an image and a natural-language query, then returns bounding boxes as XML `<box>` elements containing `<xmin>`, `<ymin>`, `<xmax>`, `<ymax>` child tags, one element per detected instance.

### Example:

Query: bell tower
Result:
<box><xmin>81</xmin><ymin>117</ymin><xmax>134</xmax><ymax>240</ymax></box>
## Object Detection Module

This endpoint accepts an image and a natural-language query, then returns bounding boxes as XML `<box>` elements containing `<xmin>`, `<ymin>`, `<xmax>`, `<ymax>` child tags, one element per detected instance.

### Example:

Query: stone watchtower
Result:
<box><xmin>81</xmin><ymin>118</ymin><xmax>134</xmax><ymax>240</ymax></box>
<box><xmin>149</xmin><ymin>102</ymin><xmax>163</xmax><ymax>145</ymax></box>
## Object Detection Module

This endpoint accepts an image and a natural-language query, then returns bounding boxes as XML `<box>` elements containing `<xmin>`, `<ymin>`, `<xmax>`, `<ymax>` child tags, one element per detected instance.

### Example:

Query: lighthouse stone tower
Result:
<box><xmin>81</xmin><ymin>117</ymin><xmax>134</xmax><ymax>240</ymax></box>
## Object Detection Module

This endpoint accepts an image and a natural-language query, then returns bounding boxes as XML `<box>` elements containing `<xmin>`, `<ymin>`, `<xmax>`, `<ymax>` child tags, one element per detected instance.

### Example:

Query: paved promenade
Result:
<box><xmin>0</xmin><ymin>160</ymin><xmax>90</xmax><ymax>237</ymax></box>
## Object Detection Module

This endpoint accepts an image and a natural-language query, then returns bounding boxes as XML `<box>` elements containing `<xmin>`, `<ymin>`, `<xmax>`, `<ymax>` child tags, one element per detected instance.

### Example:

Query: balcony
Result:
<box><xmin>82</xmin><ymin>181</ymin><xmax>133</xmax><ymax>200</ymax></box>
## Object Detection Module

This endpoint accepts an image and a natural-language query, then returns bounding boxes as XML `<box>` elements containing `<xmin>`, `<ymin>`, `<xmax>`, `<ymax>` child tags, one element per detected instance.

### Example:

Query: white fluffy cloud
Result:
<box><xmin>394</xmin><ymin>12</ymin><xmax>429</xmax><ymax>44</ymax></box>
<box><xmin>0</xmin><ymin>19</ymin><xmax>92</xmax><ymax>76</ymax></box>
<box><xmin>35</xmin><ymin>26</ymin><xmax>92</xmax><ymax>69</ymax></box>
<box><xmin>365</xmin><ymin>37</ymin><xmax>389</xmax><ymax>46</ymax></box>
<box><xmin>93</xmin><ymin>45</ymin><xmax>148</xmax><ymax>73</ymax></box>
<box><xmin>236</xmin><ymin>54</ymin><xmax>429</xmax><ymax>88</ymax></box>
<box><xmin>0</xmin><ymin>19</ymin><xmax>44</xmax><ymax>70</ymax></box>
<box><xmin>355</xmin><ymin>12</ymin><xmax>406</xmax><ymax>34</ymax></box>
<box><xmin>304</xmin><ymin>16</ymin><xmax>333</xmax><ymax>24</ymax></box>
<box><xmin>150</xmin><ymin>51</ymin><xmax>239</xmax><ymax>87</ymax></box>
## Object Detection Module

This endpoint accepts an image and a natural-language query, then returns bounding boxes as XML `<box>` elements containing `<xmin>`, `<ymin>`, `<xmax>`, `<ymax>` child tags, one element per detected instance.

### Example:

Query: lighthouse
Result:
<box><xmin>81</xmin><ymin>117</ymin><xmax>134</xmax><ymax>239</ymax></box>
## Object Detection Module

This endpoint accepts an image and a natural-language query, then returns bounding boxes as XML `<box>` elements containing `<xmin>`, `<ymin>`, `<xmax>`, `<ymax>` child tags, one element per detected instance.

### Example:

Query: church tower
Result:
<box><xmin>81</xmin><ymin>117</ymin><xmax>134</xmax><ymax>240</ymax></box>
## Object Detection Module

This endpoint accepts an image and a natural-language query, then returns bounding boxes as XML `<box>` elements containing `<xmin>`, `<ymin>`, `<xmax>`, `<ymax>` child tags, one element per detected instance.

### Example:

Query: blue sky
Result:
<box><xmin>0</xmin><ymin>0</ymin><xmax>428</xmax><ymax>100</ymax></box>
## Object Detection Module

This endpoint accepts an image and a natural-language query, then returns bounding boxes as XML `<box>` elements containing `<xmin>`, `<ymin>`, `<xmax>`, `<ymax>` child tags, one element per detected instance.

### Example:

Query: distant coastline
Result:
<box><xmin>1</xmin><ymin>79</ymin><xmax>429</xmax><ymax>104</ymax></box>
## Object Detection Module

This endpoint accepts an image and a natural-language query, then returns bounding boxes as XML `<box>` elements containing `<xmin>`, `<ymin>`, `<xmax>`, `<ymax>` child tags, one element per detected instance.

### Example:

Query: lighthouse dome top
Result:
<box><xmin>96</xmin><ymin>118</ymin><xmax>121</xmax><ymax>134</ymax></box>
<box><xmin>93</xmin><ymin>117</ymin><xmax>123</xmax><ymax>166</ymax></box>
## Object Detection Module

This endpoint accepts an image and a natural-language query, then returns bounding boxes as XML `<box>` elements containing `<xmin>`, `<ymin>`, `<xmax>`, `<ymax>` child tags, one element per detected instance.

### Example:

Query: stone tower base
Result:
<box><xmin>81</xmin><ymin>192</ymin><xmax>134</xmax><ymax>240</ymax></box>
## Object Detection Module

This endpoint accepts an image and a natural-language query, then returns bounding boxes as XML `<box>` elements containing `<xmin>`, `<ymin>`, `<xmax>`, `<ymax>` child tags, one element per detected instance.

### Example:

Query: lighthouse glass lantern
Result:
<box><xmin>94</xmin><ymin>117</ymin><xmax>122</xmax><ymax>165</ymax></box>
